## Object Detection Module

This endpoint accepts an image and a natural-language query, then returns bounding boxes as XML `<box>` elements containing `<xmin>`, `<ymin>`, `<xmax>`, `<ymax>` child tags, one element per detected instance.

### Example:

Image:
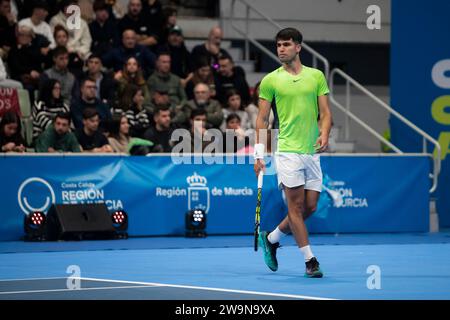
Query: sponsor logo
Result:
<box><xmin>17</xmin><ymin>177</ymin><xmax>56</xmax><ymax>215</ymax></box>
<box><xmin>155</xmin><ymin>172</ymin><xmax>254</xmax><ymax>213</ymax></box>
<box><xmin>187</xmin><ymin>172</ymin><xmax>210</xmax><ymax>213</ymax></box>
<box><xmin>327</xmin><ymin>178</ymin><xmax>369</xmax><ymax>208</ymax></box>
<box><xmin>17</xmin><ymin>178</ymin><xmax>124</xmax><ymax>214</ymax></box>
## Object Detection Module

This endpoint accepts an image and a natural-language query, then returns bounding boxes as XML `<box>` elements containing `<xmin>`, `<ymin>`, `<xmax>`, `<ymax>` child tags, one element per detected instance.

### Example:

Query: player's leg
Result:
<box><xmin>300</xmin><ymin>154</ymin><xmax>323</xmax><ymax>277</ymax></box>
<box><xmin>283</xmin><ymin>185</ymin><xmax>309</xmax><ymax>248</ymax></box>
<box><xmin>304</xmin><ymin>190</ymin><xmax>320</xmax><ymax>220</ymax></box>
<box><xmin>267</xmin><ymin>189</ymin><xmax>319</xmax><ymax>239</ymax></box>
<box><xmin>284</xmin><ymin>185</ymin><xmax>323</xmax><ymax>277</ymax></box>
<box><xmin>258</xmin><ymin>153</ymin><xmax>300</xmax><ymax>272</ymax></box>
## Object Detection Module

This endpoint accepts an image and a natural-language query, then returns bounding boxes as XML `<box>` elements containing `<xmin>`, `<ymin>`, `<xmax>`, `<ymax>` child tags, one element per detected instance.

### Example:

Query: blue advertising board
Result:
<box><xmin>391</xmin><ymin>0</ymin><xmax>450</xmax><ymax>226</ymax></box>
<box><xmin>0</xmin><ymin>155</ymin><xmax>430</xmax><ymax>241</ymax></box>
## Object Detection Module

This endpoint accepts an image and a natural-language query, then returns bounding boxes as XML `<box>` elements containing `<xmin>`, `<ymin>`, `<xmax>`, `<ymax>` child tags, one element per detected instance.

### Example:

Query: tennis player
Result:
<box><xmin>254</xmin><ymin>28</ymin><xmax>332</xmax><ymax>278</ymax></box>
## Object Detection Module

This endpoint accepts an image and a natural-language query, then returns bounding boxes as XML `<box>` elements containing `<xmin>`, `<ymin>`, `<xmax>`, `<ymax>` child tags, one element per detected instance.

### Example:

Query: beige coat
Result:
<box><xmin>108</xmin><ymin>136</ymin><xmax>130</xmax><ymax>154</ymax></box>
<box><xmin>50</xmin><ymin>12</ymin><xmax>92</xmax><ymax>60</ymax></box>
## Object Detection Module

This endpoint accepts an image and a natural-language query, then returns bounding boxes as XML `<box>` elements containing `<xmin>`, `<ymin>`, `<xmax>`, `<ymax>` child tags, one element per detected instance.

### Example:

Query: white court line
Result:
<box><xmin>0</xmin><ymin>285</ymin><xmax>162</xmax><ymax>295</ymax></box>
<box><xmin>80</xmin><ymin>277</ymin><xmax>337</xmax><ymax>300</ymax></box>
<box><xmin>0</xmin><ymin>277</ymin><xmax>68</xmax><ymax>282</ymax></box>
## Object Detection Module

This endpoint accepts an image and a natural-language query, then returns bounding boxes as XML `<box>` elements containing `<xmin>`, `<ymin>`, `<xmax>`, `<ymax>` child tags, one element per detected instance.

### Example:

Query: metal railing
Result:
<box><xmin>226</xmin><ymin>0</ymin><xmax>441</xmax><ymax>193</ymax></box>
<box><xmin>329</xmin><ymin>69</ymin><xmax>441</xmax><ymax>193</ymax></box>
<box><xmin>228</xmin><ymin>0</ymin><xmax>329</xmax><ymax>78</ymax></box>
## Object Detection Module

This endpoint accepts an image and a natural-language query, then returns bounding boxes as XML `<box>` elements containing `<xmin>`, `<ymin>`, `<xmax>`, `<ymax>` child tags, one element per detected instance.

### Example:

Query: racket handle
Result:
<box><xmin>257</xmin><ymin>171</ymin><xmax>263</xmax><ymax>189</ymax></box>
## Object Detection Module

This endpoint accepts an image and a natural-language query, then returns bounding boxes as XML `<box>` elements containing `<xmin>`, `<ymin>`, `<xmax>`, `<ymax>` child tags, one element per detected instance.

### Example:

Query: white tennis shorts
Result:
<box><xmin>275</xmin><ymin>152</ymin><xmax>322</xmax><ymax>192</ymax></box>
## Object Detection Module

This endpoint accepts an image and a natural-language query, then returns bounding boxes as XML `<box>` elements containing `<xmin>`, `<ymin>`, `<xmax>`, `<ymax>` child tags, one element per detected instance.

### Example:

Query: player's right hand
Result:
<box><xmin>254</xmin><ymin>159</ymin><xmax>266</xmax><ymax>177</ymax></box>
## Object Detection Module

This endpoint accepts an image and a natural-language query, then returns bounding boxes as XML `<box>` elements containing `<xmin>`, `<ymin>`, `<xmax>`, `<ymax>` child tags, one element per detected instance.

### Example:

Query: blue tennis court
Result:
<box><xmin>1</xmin><ymin>232</ymin><xmax>450</xmax><ymax>300</ymax></box>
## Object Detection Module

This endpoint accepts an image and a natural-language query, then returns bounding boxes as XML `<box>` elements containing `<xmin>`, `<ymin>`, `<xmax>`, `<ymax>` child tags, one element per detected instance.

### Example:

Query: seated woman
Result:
<box><xmin>0</xmin><ymin>111</ymin><xmax>26</xmax><ymax>152</ymax></box>
<box><xmin>32</xmin><ymin>79</ymin><xmax>70</xmax><ymax>141</ymax></box>
<box><xmin>107</xmin><ymin>113</ymin><xmax>131</xmax><ymax>153</ymax></box>
<box><xmin>115</xmin><ymin>56</ymin><xmax>151</xmax><ymax>107</ymax></box>
<box><xmin>220</xmin><ymin>88</ymin><xmax>251</xmax><ymax>131</ymax></box>
<box><xmin>111</xmin><ymin>83</ymin><xmax>151</xmax><ymax>138</ymax></box>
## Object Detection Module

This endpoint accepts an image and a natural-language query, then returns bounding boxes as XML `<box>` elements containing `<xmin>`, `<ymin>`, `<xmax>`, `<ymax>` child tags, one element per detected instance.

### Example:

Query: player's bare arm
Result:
<box><xmin>316</xmin><ymin>94</ymin><xmax>332</xmax><ymax>153</ymax></box>
<box><xmin>254</xmin><ymin>98</ymin><xmax>271</xmax><ymax>176</ymax></box>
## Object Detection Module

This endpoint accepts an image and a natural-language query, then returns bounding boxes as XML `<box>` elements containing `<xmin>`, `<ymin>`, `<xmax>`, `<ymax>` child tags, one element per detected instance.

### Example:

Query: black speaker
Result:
<box><xmin>46</xmin><ymin>203</ymin><xmax>116</xmax><ymax>241</ymax></box>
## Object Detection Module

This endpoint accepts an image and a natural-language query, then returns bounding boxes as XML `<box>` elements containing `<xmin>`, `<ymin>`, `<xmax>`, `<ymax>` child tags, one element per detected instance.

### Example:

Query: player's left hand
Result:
<box><xmin>315</xmin><ymin>134</ymin><xmax>329</xmax><ymax>153</ymax></box>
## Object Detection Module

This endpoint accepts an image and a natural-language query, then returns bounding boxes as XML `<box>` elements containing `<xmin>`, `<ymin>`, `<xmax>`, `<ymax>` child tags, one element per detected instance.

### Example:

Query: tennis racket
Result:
<box><xmin>254</xmin><ymin>171</ymin><xmax>264</xmax><ymax>251</ymax></box>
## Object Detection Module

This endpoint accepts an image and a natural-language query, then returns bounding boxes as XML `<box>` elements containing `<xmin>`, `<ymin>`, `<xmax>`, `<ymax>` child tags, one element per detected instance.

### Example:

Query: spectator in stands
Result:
<box><xmin>102</xmin><ymin>29</ymin><xmax>156</xmax><ymax>78</ymax></box>
<box><xmin>50</xmin><ymin>0</ymin><xmax>92</xmax><ymax>60</ymax></box>
<box><xmin>0</xmin><ymin>56</ymin><xmax>22</xmax><ymax>88</ymax></box>
<box><xmin>78</xmin><ymin>0</ymin><xmax>96</xmax><ymax>23</ymax></box>
<box><xmin>185</xmin><ymin>57</ymin><xmax>216</xmax><ymax>101</ymax></box>
<box><xmin>12</xmin><ymin>0</ymin><xmax>36</xmax><ymax>21</ymax></box>
<box><xmin>71</xmin><ymin>77</ymin><xmax>111</xmax><ymax>129</ymax></box>
<box><xmin>144</xmin><ymin>82</ymin><xmax>176</xmax><ymax>120</ymax></box>
<box><xmin>223</xmin><ymin>113</ymin><xmax>246</xmax><ymax>153</ymax></box>
<box><xmin>16</xmin><ymin>2</ymin><xmax>53</xmax><ymax>58</ymax></box>
<box><xmin>32</xmin><ymin>79</ymin><xmax>70</xmax><ymax>140</ymax></box>
<box><xmin>221</xmin><ymin>88</ymin><xmax>251</xmax><ymax>131</ymax></box>
<box><xmin>191</xmin><ymin>26</ymin><xmax>231</xmax><ymax>73</ymax></box>
<box><xmin>147</xmin><ymin>52</ymin><xmax>187</xmax><ymax>107</ymax></box>
<box><xmin>177</xmin><ymin>83</ymin><xmax>223</xmax><ymax>129</ymax></box>
<box><xmin>107</xmin><ymin>113</ymin><xmax>131</xmax><ymax>153</ymax></box>
<box><xmin>246</xmin><ymin>80</ymin><xmax>262</xmax><ymax>129</ymax></box>
<box><xmin>19</xmin><ymin>1</ymin><xmax>55</xmax><ymax>49</ymax></box>
<box><xmin>143</xmin><ymin>104</ymin><xmax>174</xmax><ymax>153</ymax></box>
<box><xmin>81</xmin><ymin>53</ymin><xmax>117</xmax><ymax>105</ymax></box>
<box><xmin>118</xmin><ymin>0</ymin><xmax>157</xmax><ymax>50</ymax></box>
<box><xmin>142</xmin><ymin>0</ymin><xmax>163</xmax><ymax>42</ymax></box>
<box><xmin>158</xmin><ymin>6</ymin><xmax>177</xmax><ymax>47</ymax></box>
<box><xmin>112</xmin><ymin>83</ymin><xmax>150</xmax><ymax>138</ymax></box>
<box><xmin>115</xmin><ymin>56</ymin><xmax>151</xmax><ymax>107</ymax></box>
<box><xmin>215</xmin><ymin>54</ymin><xmax>250</xmax><ymax>105</ymax></box>
<box><xmin>0</xmin><ymin>111</ymin><xmax>26</xmax><ymax>152</ymax></box>
<box><xmin>35</xmin><ymin>111</ymin><xmax>81</xmax><ymax>152</ymax></box>
<box><xmin>75</xmin><ymin>107</ymin><xmax>113</xmax><ymax>152</ymax></box>
<box><xmin>158</xmin><ymin>25</ymin><xmax>192</xmax><ymax>84</ymax></box>
<box><xmin>107</xmin><ymin>0</ymin><xmax>126</xmax><ymax>19</ymax></box>
<box><xmin>89</xmin><ymin>0</ymin><xmax>120</xmax><ymax>57</ymax></box>
<box><xmin>45</xmin><ymin>25</ymin><xmax>84</xmax><ymax>78</ymax></box>
<box><xmin>42</xmin><ymin>46</ymin><xmax>76</xmax><ymax>105</ymax></box>
<box><xmin>187</xmin><ymin>108</ymin><xmax>212</xmax><ymax>152</ymax></box>
<box><xmin>0</xmin><ymin>0</ymin><xmax>17</xmax><ymax>59</ymax></box>
<box><xmin>8</xmin><ymin>25</ymin><xmax>44</xmax><ymax>98</ymax></box>
<box><xmin>43</xmin><ymin>1</ymin><xmax>59</xmax><ymax>19</ymax></box>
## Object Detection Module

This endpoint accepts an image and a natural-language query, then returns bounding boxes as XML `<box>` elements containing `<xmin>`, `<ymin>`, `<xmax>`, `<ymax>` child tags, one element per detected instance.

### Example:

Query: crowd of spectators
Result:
<box><xmin>0</xmin><ymin>0</ymin><xmax>264</xmax><ymax>154</ymax></box>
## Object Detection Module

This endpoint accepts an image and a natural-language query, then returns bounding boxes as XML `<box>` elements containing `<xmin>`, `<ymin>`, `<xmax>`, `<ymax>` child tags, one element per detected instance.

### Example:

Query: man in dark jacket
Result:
<box><xmin>215</xmin><ymin>54</ymin><xmax>251</xmax><ymax>105</ymax></box>
<box><xmin>89</xmin><ymin>0</ymin><xmax>120</xmax><ymax>57</ymax></box>
<box><xmin>7</xmin><ymin>25</ymin><xmax>44</xmax><ymax>94</ymax></box>
<box><xmin>143</xmin><ymin>104</ymin><xmax>174</xmax><ymax>152</ymax></box>
<box><xmin>75</xmin><ymin>107</ymin><xmax>113</xmax><ymax>153</ymax></box>
<box><xmin>78</xmin><ymin>54</ymin><xmax>117</xmax><ymax>106</ymax></box>
<box><xmin>102</xmin><ymin>29</ymin><xmax>156</xmax><ymax>78</ymax></box>
<box><xmin>118</xmin><ymin>0</ymin><xmax>158</xmax><ymax>50</ymax></box>
<box><xmin>158</xmin><ymin>25</ymin><xmax>191</xmax><ymax>81</ymax></box>
<box><xmin>71</xmin><ymin>78</ymin><xmax>111</xmax><ymax>129</ymax></box>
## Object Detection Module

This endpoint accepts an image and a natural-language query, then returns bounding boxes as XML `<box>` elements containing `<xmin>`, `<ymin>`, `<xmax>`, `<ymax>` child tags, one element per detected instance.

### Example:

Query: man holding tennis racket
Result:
<box><xmin>254</xmin><ymin>28</ymin><xmax>332</xmax><ymax>278</ymax></box>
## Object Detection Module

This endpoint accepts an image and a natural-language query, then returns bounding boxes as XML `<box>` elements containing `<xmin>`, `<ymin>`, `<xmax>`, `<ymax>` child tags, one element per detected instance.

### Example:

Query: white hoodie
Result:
<box><xmin>50</xmin><ymin>11</ymin><xmax>92</xmax><ymax>59</ymax></box>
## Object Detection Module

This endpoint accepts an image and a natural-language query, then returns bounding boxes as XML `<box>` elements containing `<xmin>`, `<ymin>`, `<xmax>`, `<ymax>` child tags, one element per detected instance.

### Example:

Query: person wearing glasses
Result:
<box><xmin>71</xmin><ymin>77</ymin><xmax>111</xmax><ymax>129</ymax></box>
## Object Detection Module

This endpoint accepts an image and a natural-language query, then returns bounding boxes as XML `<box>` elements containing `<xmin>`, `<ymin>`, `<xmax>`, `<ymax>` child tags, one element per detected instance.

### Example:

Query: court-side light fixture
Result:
<box><xmin>185</xmin><ymin>209</ymin><xmax>207</xmax><ymax>238</ymax></box>
<box><xmin>111</xmin><ymin>210</ymin><xmax>128</xmax><ymax>239</ymax></box>
<box><xmin>24</xmin><ymin>211</ymin><xmax>47</xmax><ymax>241</ymax></box>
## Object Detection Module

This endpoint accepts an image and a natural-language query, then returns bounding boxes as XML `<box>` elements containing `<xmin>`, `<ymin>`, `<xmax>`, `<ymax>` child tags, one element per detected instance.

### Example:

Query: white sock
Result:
<box><xmin>300</xmin><ymin>245</ymin><xmax>315</xmax><ymax>262</ymax></box>
<box><xmin>267</xmin><ymin>227</ymin><xmax>286</xmax><ymax>244</ymax></box>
